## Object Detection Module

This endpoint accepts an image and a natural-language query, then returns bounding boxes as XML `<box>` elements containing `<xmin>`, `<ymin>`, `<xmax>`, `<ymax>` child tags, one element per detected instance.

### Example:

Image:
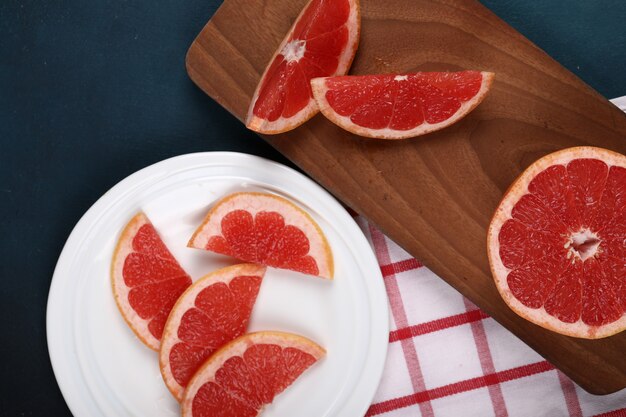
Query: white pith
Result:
<box><xmin>245</xmin><ymin>0</ymin><xmax>360</xmax><ymax>134</ymax></box>
<box><xmin>566</xmin><ymin>229</ymin><xmax>601</xmax><ymax>262</ymax></box>
<box><xmin>188</xmin><ymin>192</ymin><xmax>333</xmax><ymax>278</ymax></box>
<box><xmin>487</xmin><ymin>147</ymin><xmax>626</xmax><ymax>339</ymax></box>
<box><xmin>311</xmin><ymin>71</ymin><xmax>494</xmax><ymax>140</ymax></box>
<box><xmin>159</xmin><ymin>264</ymin><xmax>266</xmax><ymax>401</ymax></box>
<box><xmin>180</xmin><ymin>331</ymin><xmax>325</xmax><ymax>417</ymax></box>
<box><xmin>282</xmin><ymin>39</ymin><xmax>306</xmax><ymax>62</ymax></box>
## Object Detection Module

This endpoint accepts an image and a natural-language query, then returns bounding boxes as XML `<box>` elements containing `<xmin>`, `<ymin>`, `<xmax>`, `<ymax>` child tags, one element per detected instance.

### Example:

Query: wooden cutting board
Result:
<box><xmin>186</xmin><ymin>0</ymin><xmax>626</xmax><ymax>394</ymax></box>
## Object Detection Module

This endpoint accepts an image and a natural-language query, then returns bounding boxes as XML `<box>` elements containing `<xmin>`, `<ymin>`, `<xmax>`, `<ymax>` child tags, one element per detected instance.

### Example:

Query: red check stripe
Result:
<box><xmin>557</xmin><ymin>371</ymin><xmax>583</xmax><ymax>417</ymax></box>
<box><xmin>366</xmin><ymin>361</ymin><xmax>555</xmax><ymax>416</ymax></box>
<box><xmin>593</xmin><ymin>409</ymin><xmax>626</xmax><ymax>417</ymax></box>
<box><xmin>369</xmin><ymin>225</ymin><xmax>435</xmax><ymax>417</ymax></box>
<box><xmin>389</xmin><ymin>309</ymin><xmax>489</xmax><ymax>342</ymax></box>
<box><xmin>380</xmin><ymin>258</ymin><xmax>423</xmax><ymax>277</ymax></box>
<box><xmin>463</xmin><ymin>299</ymin><xmax>508</xmax><ymax>417</ymax></box>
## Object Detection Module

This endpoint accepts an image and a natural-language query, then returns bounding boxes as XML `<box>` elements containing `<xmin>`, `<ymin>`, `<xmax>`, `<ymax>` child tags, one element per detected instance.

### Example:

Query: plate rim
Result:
<box><xmin>46</xmin><ymin>151</ymin><xmax>389</xmax><ymax>417</ymax></box>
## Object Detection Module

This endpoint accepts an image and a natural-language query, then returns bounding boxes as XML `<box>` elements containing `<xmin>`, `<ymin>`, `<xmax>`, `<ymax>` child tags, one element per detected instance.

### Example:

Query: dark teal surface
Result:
<box><xmin>0</xmin><ymin>1</ymin><xmax>624</xmax><ymax>415</ymax></box>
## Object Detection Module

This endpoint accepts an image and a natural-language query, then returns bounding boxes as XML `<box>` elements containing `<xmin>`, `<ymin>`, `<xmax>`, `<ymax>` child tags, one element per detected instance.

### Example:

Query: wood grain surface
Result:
<box><xmin>186</xmin><ymin>0</ymin><xmax>626</xmax><ymax>394</ymax></box>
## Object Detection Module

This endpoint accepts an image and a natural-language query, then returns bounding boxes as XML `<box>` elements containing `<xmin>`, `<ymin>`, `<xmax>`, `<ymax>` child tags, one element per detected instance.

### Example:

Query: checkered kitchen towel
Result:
<box><xmin>357</xmin><ymin>96</ymin><xmax>626</xmax><ymax>417</ymax></box>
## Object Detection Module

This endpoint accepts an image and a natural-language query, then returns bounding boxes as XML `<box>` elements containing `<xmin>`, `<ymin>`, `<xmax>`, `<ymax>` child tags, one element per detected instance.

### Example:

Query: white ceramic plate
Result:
<box><xmin>47</xmin><ymin>152</ymin><xmax>389</xmax><ymax>417</ymax></box>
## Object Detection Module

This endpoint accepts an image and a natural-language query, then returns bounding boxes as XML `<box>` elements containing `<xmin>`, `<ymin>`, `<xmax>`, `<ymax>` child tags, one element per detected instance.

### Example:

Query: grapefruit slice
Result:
<box><xmin>245</xmin><ymin>0</ymin><xmax>360</xmax><ymax>134</ymax></box>
<box><xmin>181</xmin><ymin>331</ymin><xmax>325</xmax><ymax>417</ymax></box>
<box><xmin>111</xmin><ymin>213</ymin><xmax>192</xmax><ymax>350</ymax></box>
<box><xmin>188</xmin><ymin>192</ymin><xmax>333</xmax><ymax>279</ymax></box>
<box><xmin>487</xmin><ymin>147</ymin><xmax>626</xmax><ymax>339</ymax></box>
<box><xmin>310</xmin><ymin>71</ymin><xmax>494</xmax><ymax>139</ymax></box>
<box><xmin>160</xmin><ymin>264</ymin><xmax>266</xmax><ymax>401</ymax></box>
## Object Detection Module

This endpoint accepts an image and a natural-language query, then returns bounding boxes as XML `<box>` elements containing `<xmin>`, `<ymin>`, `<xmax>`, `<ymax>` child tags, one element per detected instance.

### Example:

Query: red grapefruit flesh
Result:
<box><xmin>188</xmin><ymin>192</ymin><xmax>333</xmax><ymax>279</ymax></box>
<box><xmin>310</xmin><ymin>71</ymin><xmax>494</xmax><ymax>139</ymax></box>
<box><xmin>488</xmin><ymin>147</ymin><xmax>626</xmax><ymax>339</ymax></box>
<box><xmin>181</xmin><ymin>331</ymin><xmax>325</xmax><ymax>417</ymax></box>
<box><xmin>160</xmin><ymin>264</ymin><xmax>265</xmax><ymax>401</ymax></box>
<box><xmin>245</xmin><ymin>0</ymin><xmax>360</xmax><ymax>134</ymax></box>
<box><xmin>111</xmin><ymin>213</ymin><xmax>192</xmax><ymax>350</ymax></box>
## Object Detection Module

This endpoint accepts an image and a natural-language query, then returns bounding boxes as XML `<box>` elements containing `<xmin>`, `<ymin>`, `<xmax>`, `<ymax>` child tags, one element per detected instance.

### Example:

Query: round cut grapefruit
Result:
<box><xmin>188</xmin><ymin>192</ymin><xmax>333</xmax><ymax>278</ymax></box>
<box><xmin>111</xmin><ymin>213</ymin><xmax>192</xmax><ymax>350</ymax></box>
<box><xmin>181</xmin><ymin>331</ymin><xmax>325</xmax><ymax>417</ymax></box>
<box><xmin>488</xmin><ymin>147</ymin><xmax>626</xmax><ymax>339</ymax></box>
<box><xmin>160</xmin><ymin>264</ymin><xmax>265</xmax><ymax>401</ymax></box>
<box><xmin>310</xmin><ymin>71</ymin><xmax>494</xmax><ymax>139</ymax></box>
<box><xmin>245</xmin><ymin>0</ymin><xmax>360</xmax><ymax>134</ymax></box>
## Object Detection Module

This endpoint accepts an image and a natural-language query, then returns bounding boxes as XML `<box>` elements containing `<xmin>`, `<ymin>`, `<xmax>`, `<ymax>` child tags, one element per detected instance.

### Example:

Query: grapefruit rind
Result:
<box><xmin>181</xmin><ymin>331</ymin><xmax>325</xmax><ymax>417</ymax></box>
<box><xmin>188</xmin><ymin>192</ymin><xmax>334</xmax><ymax>279</ymax></box>
<box><xmin>245</xmin><ymin>0</ymin><xmax>361</xmax><ymax>134</ymax></box>
<box><xmin>310</xmin><ymin>71</ymin><xmax>495</xmax><ymax>139</ymax></box>
<box><xmin>487</xmin><ymin>146</ymin><xmax>626</xmax><ymax>339</ymax></box>
<box><xmin>159</xmin><ymin>263</ymin><xmax>267</xmax><ymax>401</ymax></box>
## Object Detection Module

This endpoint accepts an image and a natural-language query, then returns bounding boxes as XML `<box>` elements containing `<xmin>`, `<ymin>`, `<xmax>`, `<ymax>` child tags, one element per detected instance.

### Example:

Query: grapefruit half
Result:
<box><xmin>188</xmin><ymin>192</ymin><xmax>333</xmax><ymax>278</ymax></box>
<box><xmin>181</xmin><ymin>331</ymin><xmax>325</xmax><ymax>417</ymax></box>
<box><xmin>245</xmin><ymin>0</ymin><xmax>360</xmax><ymax>134</ymax></box>
<box><xmin>160</xmin><ymin>263</ymin><xmax>265</xmax><ymax>401</ymax></box>
<box><xmin>111</xmin><ymin>213</ymin><xmax>192</xmax><ymax>350</ymax></box>
<box><xmin>488</xmin><ymin>147</ymin><xmax>626</xmax><ymax>339</ymax></box>
<box><xmin>310</xmin><ymin>71</ymin><xmax>494</xmax><ymax>139</ymax></box>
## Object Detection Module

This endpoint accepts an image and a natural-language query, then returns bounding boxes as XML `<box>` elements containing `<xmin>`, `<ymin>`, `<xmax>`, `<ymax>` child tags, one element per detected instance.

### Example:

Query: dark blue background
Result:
<box><xmin>0</xmin><ymin>1</ymin><xmax>624</xmax><ymax>415</ymax></box>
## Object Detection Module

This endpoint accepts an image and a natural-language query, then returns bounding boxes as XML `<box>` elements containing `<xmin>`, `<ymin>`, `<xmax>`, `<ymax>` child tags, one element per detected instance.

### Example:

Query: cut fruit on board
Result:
<box><xmin>310</xmin><ymin>71</ymin><xmax>494</xmax><ymax>139</ymax></box>
<box><xmin>488</xmin><ymin>146</ymin><xmax>626</xmax><ymax>339</ymax></box>
<box><xmin>188</xmin><ymin>192</ymin><xmax>334</xmax><ymax>278</ymax></box>
<box><xmin>245</xmin><ymin>0</ymin><xmax>360</xmax><ymax>134</ymax></box>
<box><xmin>160</xmin><ymin>264</ymin><xmax>265</xmax><ymax>401</ymax></box>
<box><xmin>181</xmin><ymin>331</ymin><xmax>325</xmax><ymax>417</ymax></box>
<box><xmin>111</xmin><ymin>213</ymin><xmax>192</xmax><ymax>350</ymax></box>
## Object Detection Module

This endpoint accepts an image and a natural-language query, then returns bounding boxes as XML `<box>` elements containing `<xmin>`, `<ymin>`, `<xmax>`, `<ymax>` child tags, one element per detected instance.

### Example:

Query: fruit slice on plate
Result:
<box><xmin>181</xmin><ymin>331</ymin><xmax>325</xmax><ymax>417</ymax></box>
<box><xmin>310</xmin><ymin>71</ymin><xmax>494</xmax><ymax>139</ymax></box>
<box><xmin>487</xmin><ymin>146</ymin><xmax>626</xmax><ymax>339</ymax></box>
<box><xmin>245</xmin><ymin>0</ymin><xmax>360</xmax><ymax>134</ymax></box>
<box><xmin>188</xmin><ymin>192</ymin><xmax>334</xmax><ymax>279</ymax></box>
<box><xmin>160</xmin><ymin>264</ymin><xmax>266</xmax><ymax>401</ymax></box>
<box><xmin>111</xmin><ymin>213</ymin><xmax>192</xmax><ymax>350</ymax></box>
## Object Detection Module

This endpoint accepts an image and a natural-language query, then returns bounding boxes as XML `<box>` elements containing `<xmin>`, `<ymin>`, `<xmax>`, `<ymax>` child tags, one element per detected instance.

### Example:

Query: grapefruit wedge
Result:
<box><xmin>310</xmin><ymin>71</ymin><xmax>494</xmax><ymax>139</ymax></box>
<box><xmin>111</xmin><ymin>213</ymin><xmax>192</xmax><ymax>350</ymax></box>
<box><xmin>160</xmin><ymin>264</ymin><xmax>265</xmax><ymax>401</ymax></box>
<box><xmin>488</xmin><ymin>147</ymin><xmax>626</xmax><ymax>339</ymax></box>
<box><xmin>245</xmin><ymin>0</ymin><xmax>360</xmax><ymax>134</ymax></box>
<box><xmin>181</xmin><ymin>331</ymin><xmax>325</xmax><ymax>417</ymax></box>
<box><xmin>188</xmin><ymin>192</ymin><xmax>333</xmax><ymax>278</ymax></box>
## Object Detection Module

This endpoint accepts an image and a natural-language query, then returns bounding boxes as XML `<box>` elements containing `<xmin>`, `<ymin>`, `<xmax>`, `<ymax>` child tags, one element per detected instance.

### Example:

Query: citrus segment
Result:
<box><xmin>181</xmin><ymin>331</ymin><xmax>325</xmax><ymax>417</ymax></box>
<box><xmin>246</xmin><ymin>0</ymin><xmax>360</xmax><ymax>134</ymax></box>
<box><xmin>160</xmin><ymin>264</ymin><xmax>265</xmax><ymax>401</ymax></box>
<box><xmin>188</xmin><ymin>192</ymin><xmax>333</xmax><ymax>278</ymax></box>
<box><xmin>488</xmin><ymin>147</ymin><xmax>626</xmax><ymax>338</ymax></box>
<box><xmin>310</xmin><ymin>71</ymin><xmax>494</xmax><ymax>139</ymax></box>
<box><xmin>111</xmin><ymin>213</ymin><xmax>192</xmax><ymax>350</ymax></box>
